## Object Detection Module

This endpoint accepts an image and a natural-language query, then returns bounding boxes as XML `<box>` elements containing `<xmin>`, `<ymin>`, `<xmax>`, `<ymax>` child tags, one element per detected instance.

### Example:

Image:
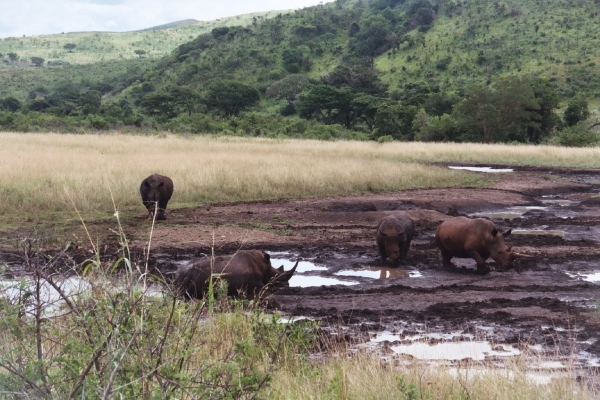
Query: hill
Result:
<box><xmin>0</xmin><ymin>0</ymin><xmax>599</xmax><ymax>145</ymax></box>
<box><xmin>0</xmin><ymin>10</ymin><xmax>291</xmax><ymax>65</ymax></box>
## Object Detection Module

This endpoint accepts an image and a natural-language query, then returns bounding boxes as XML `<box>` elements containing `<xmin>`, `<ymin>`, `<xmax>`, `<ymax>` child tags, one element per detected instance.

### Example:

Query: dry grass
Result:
<box><xmin>2</xmin><ymin>132</ymin><xmax>598</xmax><ymax>214</ymax></box>
<box><xmin>0</xmin><ymin>133</ymin><xmax>484</xmax><ymax>213</ymax></box>
<box><xmin>269</xmin><ymin>351</ymin><xmax>598</xmax><ymax>399</ymax></box>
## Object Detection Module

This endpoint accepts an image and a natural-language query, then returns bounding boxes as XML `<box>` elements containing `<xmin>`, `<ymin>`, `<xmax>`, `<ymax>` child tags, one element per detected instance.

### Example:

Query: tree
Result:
<box><xmin>296</xmin><ymin>84</ymin><xmax>356</xmax><ymax>128</ymax></box>
<box><xmin>351</xmin><ymin>94</ymin><xmax>387</xmax><ymax>132</ymax></box>
<box><xmin>563</xmin><ymin>95</ymin><xmax>590</xmax><ymax>127</ymax></box>
<box><xmin>322</xmin><ymin>64</ymin><xmax>388</xmax><ymax>95</ymax></box>
<box><xmin>282</xmin><ymin>48</ymin><xmax>305</xmax><ymax>73</ymax></box>
<box><xmin>80</xmin><ymin>90</ymin><xmax>102</xmax><ymax>115</ymax></box>
<box><xmin>8</xmin><ymin>52</ymin><xmax>18</xmax><ymax>62</ymax></box>
<box><xmin>203</xmin><ymin>80</ymin><xmax>260</xmax><ymax>117</ymax></box>
<box><xmin>30</xmin><ymin>56</ymin><xmax>45</xmax><ymax>67</ymax></box>
<box><xmin>63</xmin><ymin>43</ymin><xmax>76</xmax><ymax>52</ymax></box>
<box><xmin>134</xmin><ymin>49</ymin><xmax>147</xmax><ymax>58</ymax></box>
<box><xmin>454</xmin><ymin>77</ymin><xmax>541</xmax><ymax>143</ymax></box>
<box><xmin>527</xmin><ymin>78</ymin><xmax>560</xmax><ymax>142</ymax></box>
<box><xmin>140</xmin><ymin>92</ymin><xmax>178</xmax><ymax>119</ymax></box>
<box><xmin>1</xmin><ymin>97</ymin><xmax>21</xmax><ymax>112</ymax></box>
<box><xmin>169</xmin><ymin>86</ymin><xmax>201</xmax><ymax>116</ymax></box>
<box><xmin>266</xmin><ymin>75</ymin><xmax>309</xmax><ymax>104</ymax></box>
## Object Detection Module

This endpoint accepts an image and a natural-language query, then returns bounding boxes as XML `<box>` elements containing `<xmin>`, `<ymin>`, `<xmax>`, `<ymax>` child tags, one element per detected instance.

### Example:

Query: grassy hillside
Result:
<box><xmin>0</xmin><ymin>10</ymin><xmax>290</xmax><ymax>65</ymax></box>
<box><xmin>0</xmin><ymin>0</ymin><xmax>599</xmax><ymax>145</ymax></box>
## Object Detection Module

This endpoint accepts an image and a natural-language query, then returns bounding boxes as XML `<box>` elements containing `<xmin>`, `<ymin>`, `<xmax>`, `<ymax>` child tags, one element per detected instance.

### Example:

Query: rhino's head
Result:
<box><xmin>261</xmin><ymin>252</ymin><xmax>299</xmax><ymax>285</ymax></box>
<box><xmin>379</xmin><ymin>219</ymin><xmax>406</xmax><ymax>265</ymax></box>
<box><xmin>143</xmin><ymin>179</ymin><xmax>167</xmax><ymax>220</ymax></box>
<box><xmin>489</xmin><ymin>229</ymin><xmax>531</xmax><ymax>269</ymax></box>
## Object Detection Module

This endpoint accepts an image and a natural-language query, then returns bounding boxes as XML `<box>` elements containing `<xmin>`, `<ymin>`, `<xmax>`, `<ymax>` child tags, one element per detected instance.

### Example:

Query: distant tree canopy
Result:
<box><xmin>563</xmin><ymin>96</ymin><xmax>590</xmax><ymax>127</ymax></box>
<box><xmin>30</xmin><ymin>57</ymin><xmax>45</xmax><ymax>67</ymax></box>
<box><xmin>8</xmin><ymin>52</ymin><xmax>18</xmax><ymax>62</ymax></box>
<box><xmin>203</xmin><ymin>80</ymin><xmax>260</xmax><ymax>116</ymax></box>
<box><xmin>454</xmin><ymin>77</ymin><xmax>541</xmax><ymax>143</ymax></box>
<box><xmin>63</xmin><ymin>43</ymin><xmax>76</xmax><ymax>52</ymax></box>
<box><xmin>266</xmin><ymin>75</ymin><xmax>309</xmax><ymax>104</ymax></box>
<box><xmin>134</xmin><ymin>50</ymin><xmax>147</xmax><ymax>58</ymax></box>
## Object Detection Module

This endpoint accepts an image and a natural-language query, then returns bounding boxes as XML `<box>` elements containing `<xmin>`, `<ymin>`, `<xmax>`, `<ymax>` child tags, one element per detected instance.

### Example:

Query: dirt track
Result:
<box><xmin>2</xmin><ymin>165</ymin><xmax>600</xmax><ymax>363</ymax></box>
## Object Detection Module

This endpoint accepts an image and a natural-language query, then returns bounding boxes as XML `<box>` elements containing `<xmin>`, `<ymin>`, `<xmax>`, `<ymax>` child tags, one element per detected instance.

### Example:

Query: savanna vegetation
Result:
<box><xmin>0</xmin><ymin>0</ymin><xmax>599</xmax><ymax>146</ymax></box>
<box><xmin>2</xmin><ymin>133</ymin><xmax>600</xmax><ymax>217</ymax></box>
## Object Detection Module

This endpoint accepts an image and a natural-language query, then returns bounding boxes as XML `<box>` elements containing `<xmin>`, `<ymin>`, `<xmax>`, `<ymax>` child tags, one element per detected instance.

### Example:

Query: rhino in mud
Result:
<box><xmin>175</xmin><ymin>250</ymin><xmax>299</xmax><ymax>299</ymax></box>
<box><xmin>434</xmin><ymin>216</ymin><xmax>531</xmax><ymax>274</ymax></box>
<box><xmin>140</xmin><ymin>174</ymin><xmax>174</xmax><ymax>221</ymax></box>
<box><xmin>376</xmin><ymin>214</ymin><xmax>415</xmax><ymax>265</ymax></box>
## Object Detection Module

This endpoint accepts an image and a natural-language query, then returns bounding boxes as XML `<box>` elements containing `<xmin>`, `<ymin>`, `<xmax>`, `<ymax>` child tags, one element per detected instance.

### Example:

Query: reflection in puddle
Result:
<box><xmin>271</xmin><ymin>258</ymin><xmax>327</xmax><ymax>273</ymax></box>
<box><xmin>288</xmin><ymin>275</ymin><xmax>359</xmax><ymax>287</ymax></box>
<box><xmin>449</xmin><ymin>166</ymin><xmax>514</xmax><ymax>173</ymax></box>
<box><xmin>566</xmin><ymin>271</ymin><xmax>600</xmax><ymax>282</ymax></box>
<box><xmin>473</xmin><ymin>206</ymin><xmax>547</xmax><ymax>220</ymax></box>
<box><xmin>370</xmin><ymin>330</ymin><xmax>473</xmax><ymax>343</ymax></box>
<box><xmin>513</xmin><ymin>229</ymin><xmax>565</xmax><ymax>237</ymax></box>
<box><xmin>540</xmin><ymin>199</ymin><xmax>573</xmax><ymax>207</ymax></box>
<box><xmin>391</xmin><ymin>341</ymin><xmax>520</xmax><ymax>360</ymax></box>
<box><xmin>336</xmin><ymin>268</ymin><xmax>423</xmax><ymax>280</ymax></box>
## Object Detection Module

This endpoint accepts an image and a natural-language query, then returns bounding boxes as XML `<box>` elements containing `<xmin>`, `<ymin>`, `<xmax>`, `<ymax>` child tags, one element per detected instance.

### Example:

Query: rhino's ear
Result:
<box><xmin>158</xmin><ymin>181</ymin><xmax>164</xmax><ymax>187</ymax></box>
<box><xmin>507</xmin><ymin>246</ymin><xmax>513</xmax><ymax>252</ymax></box>
<box><xmin>491</xmin><ymin>228</ymin><xmax>499</xmax><ymax>237</ymax></box>
<box><xmin>503</xmin><ymin>229</ymin><xmax>512</xmax><ymax>237</ymax></box>
<box><xmin>379</xmin><ymin>220</ymin><xmax>397</xmax><ymax>237</ymax></box>
<box><xmin>143</xmin><ymin>181</ymin><xmax>150</xmax><ymax>187</ymax></box>
<box><xmin>262</xmin><ymin>251</ymin><xmax>271</xmax><ymax>262</ymax></box>
<box><xmin>278</xmin><ymin>265</ymin><xmax>284</xmax><ymax>272</ymax></box>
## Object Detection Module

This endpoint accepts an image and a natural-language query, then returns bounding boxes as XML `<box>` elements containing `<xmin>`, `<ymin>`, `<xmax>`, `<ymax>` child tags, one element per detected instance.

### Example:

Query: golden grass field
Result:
<box><xmin>1</xmin><ymin>132</ymin><xmax>599</xmax><ymax>214</ymax></box>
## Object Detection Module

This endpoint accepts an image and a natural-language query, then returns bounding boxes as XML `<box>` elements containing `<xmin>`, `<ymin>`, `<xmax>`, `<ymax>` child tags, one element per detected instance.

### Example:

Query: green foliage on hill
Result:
<box><xmin>0</xmin><ymin>0</ymin><xmax>599</xmax><ymax>146</ymax></box>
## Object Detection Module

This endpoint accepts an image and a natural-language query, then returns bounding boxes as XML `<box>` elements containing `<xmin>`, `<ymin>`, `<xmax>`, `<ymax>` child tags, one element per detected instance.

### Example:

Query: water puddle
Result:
<box><xmin>270</xmin><ymin>258</ymin><xmax>327</xmax><ymax>273</ymax></box>
<box><xmin>335</xmin><ymin>268</ymin><xmax>422</xmax><ymax>280</ymax></box>
<box><xmin>473</xmin><ymin>206</ymin><xmax>547</xmax><ymax>220</ymax></box>
<box><xmin>390</xmin><ymin>341</ymin><xmax>520</xmax><ymax>360</ymax></box>
<box><xmin>566</xmin><ymin>271</ymin><xmax>600</xmax><ymax>282</ymax></box>
<box><xmin>540</xmin><ymin>199</ymin><xmax>574</xmax><ymax>207</ymax></box>
<box><xmin>288</xmin><ymin>275</ymin><xmax>359</xmax><ymax>287</ymax></box>
<box><xmin>449</xmin><ymin>166</ymin><xmax>514</xmax><ymax>173</ymax></box>
<box><xmin>512</xmin><ymin>229</ymin><xmax>565</xmax><ymax>237</ymax></box>
<box><xmin>370</xmin><ymin>330</ymin><xmax>473</xmax><ymax>343</ymax></box>
<box><xmin>0</xmin><ymin>277</ymin><xmax>90</xmax><ymax>316</ymax></box>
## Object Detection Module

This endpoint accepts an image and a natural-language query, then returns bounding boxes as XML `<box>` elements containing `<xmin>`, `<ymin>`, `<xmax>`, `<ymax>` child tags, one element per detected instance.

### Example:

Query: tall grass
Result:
<box><xmin>0</xmin><ymin>133</ymin><xmax>485</xmax><ymax>214</ymax></box>
<box><xmin>1</xmin><ymin>132</ymin><xmax>598</xmax><ymax>214</ymax></box>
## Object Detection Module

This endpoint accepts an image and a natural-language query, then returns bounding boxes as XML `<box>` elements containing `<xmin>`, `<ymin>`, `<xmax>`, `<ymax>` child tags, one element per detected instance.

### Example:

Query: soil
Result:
<box><xmin>2</xmin><ymin>165</ymin><xmax>600</xmax><ymax>363</ymax></box>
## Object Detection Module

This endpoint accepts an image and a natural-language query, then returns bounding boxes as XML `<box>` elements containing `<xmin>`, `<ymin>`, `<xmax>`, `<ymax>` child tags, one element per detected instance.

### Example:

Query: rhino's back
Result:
<box><xmin>436</xmin><ymin>217</ymin><xmax>495</xmax><ymax>254</ymax></box>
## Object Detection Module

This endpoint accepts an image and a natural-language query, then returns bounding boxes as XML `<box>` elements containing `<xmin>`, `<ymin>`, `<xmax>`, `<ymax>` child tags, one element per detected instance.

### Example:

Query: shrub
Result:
<box><xmin>557</xmin><ymin>125</ymin><xmax>599</xmax><ymax>147</ymax></box>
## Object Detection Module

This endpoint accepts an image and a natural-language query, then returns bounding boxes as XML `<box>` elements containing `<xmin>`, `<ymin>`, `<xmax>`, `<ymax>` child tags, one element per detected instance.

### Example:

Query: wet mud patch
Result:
<box><xmin>1</xmin><ymin>164</ymin><xmax>599</xmax><ymax>371</ymax></box>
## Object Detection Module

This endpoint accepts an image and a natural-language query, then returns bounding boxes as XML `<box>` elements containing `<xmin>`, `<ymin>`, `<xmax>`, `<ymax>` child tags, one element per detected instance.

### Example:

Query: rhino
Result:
<box><xmin>376</xmin><ymin>214</ymin><xmax>415</xmax><ymax>265</ymax></box>
<box><xmin>140</xmin><ymin>174</ymin><xmax>174</xmax><ymax>221</ymax></box>
<box><xmin>434</xmin><ymin>216</ymin><xmax>531</xmax><ymax>274</ymax></box>
<box><xmin>175</xmin><ymin>250</ymin><xmax>299</xmax><ymax>299</ymax></box>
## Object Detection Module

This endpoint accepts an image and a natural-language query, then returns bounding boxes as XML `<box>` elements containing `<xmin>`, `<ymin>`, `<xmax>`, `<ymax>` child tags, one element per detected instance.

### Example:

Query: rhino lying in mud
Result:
<box><xmin>435</xmin><ymin>216</ymin><xmax>531</xmax><ymax>274</ymax></box>
<box><xmin>175</xmin><ymin>250</ymin><xmax>299</xmax><ymax>299</ymax></box>
<box><xmin>376</xmin><ymin>214</ymin><xmax>415</xmax><ymax>265</ymax></box>
<box><xmin>140</xmin><ymin>174</ymin><xmax>174</xmax><ymax>221</ymax></box>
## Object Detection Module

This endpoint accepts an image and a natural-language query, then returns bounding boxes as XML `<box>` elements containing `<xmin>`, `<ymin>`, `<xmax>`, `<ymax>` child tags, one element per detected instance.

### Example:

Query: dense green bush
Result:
<box><xmin>557</xmin><ymin>125</ymin><xmax>599</xmax><ymax>147</ymax></box>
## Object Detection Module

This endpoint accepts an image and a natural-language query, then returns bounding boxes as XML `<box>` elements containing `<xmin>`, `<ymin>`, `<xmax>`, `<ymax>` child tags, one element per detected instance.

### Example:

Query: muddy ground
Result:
<box><xmin>2</xmin><ymin>165</ymin><xmax>600</xmax><ymax>366</ymax></box>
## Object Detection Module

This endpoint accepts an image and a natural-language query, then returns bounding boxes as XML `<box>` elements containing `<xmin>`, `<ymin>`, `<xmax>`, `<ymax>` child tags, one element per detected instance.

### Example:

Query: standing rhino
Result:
<box><xmin>175</xmin><ymin>250</ymin><xmax>299</xmax><ymax>299</ymax></box>
<box><xmin>435</xmin><ymin>216</ymin><xmax>531</xmax><ymax>274</ymax></box>
<box><xmin>376</xmin><ymin>214</ymin><xmax>415</xmax><ymax>265</ymax></box>
<box><xmin>140</xmin><ymin>174</ymin><xmax>174</xmax><ymax>221</ymax></box>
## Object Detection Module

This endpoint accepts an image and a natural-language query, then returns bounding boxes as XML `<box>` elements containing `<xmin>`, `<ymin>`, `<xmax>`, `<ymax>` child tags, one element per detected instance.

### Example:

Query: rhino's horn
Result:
<box><xmin>511</xmin><ymin>252</ymin><xmax>533</xmax><ymax>259</ymax></box>
<box><xmin>280</xmin><ymin>260</ymin><xmax>299</xmax><ymax>281</ymax></box>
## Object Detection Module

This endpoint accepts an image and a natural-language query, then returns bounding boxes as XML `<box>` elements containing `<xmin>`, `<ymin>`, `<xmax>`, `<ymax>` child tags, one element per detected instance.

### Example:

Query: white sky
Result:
<box><xmin>0</xmin><ymin>0</ymin><xmax>332</xmax><ymax>38</ymax></box>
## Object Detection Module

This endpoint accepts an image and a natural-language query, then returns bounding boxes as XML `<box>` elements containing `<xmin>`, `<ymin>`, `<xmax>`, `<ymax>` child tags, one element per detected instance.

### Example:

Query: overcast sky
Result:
<box><xmin>0</xmin><ymin>0</ymin><xmax>332</xmax><ymax>38</ymax></box>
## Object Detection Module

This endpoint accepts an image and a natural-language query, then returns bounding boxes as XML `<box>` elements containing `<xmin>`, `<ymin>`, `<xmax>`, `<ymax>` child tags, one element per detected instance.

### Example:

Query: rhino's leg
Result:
<box><xmin>378</xmin><ymin>242</ymin><xmax>387</xmax><ymax>264</ymax></box>
<box><xmin>440</xmin><ymin>248</ymin><xmax>454</xmax><ymax>269</ymax></box>
<box><xmin>399</xmin><ymin>241</ymin><xmax>410</xmax><ymax>264</ymax></box>
<box><xmin>466</xmin><ymin>249</ymin><xmax>490</xmax><ymax>275</ymax></box>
